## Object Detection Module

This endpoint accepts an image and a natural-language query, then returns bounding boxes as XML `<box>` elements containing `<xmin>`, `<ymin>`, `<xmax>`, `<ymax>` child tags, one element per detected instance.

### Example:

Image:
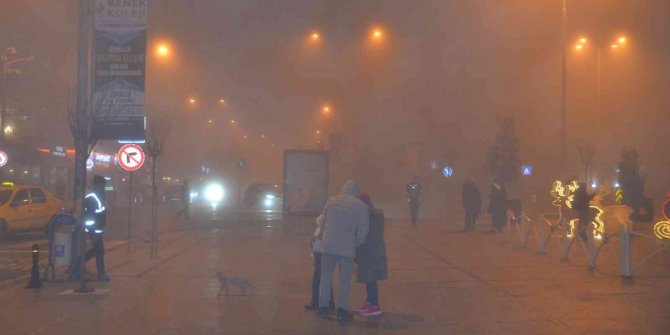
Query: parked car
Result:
<box><xmin>243</xmin><ymin>183</ymin><xmax>282</xmax><ymax>209</ymax></box>
<box><xmin>0</xmin><ymin>183</ymin><xmax>63</xmax><ymax>239</ymax></box>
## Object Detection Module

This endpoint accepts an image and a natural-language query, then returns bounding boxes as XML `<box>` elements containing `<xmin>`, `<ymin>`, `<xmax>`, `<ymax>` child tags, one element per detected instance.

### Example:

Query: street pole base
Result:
<box><xmin>74</xmin><ymin>281</ymin><xmax>95</xmax><ymax>294</ymax></box>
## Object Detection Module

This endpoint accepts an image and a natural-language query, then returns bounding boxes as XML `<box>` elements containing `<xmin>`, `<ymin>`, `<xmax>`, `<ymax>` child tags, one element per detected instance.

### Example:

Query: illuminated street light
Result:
<box><xmin>573</xmin><ymin>34</ymin><xmax>631</xmax><ymax>119</ymax></box>
<box><xmin>219</xmin><ymin>99</ymin><xmax>225</xmax><ymax>104</ymax></box>
<box><xmin>315</xmin><ymin>130</ymin><xmax>321</xmax><ymax>135</ymax></box>
<box><xmin>311</xmin><ymin>32</ymin><xmax>320</xmax><ymax>41</ymax></box>
<box><xmin>188</xmin><ymin>97</ymin><xmax>196</xmax><ymax>104</ymax></box>
<box><xmin>156</xmin><ymin>44</ymin><xmax>170</xmax><ymax>58</ymax></box>
<box><xmin>372</xmin><ymin>29</ymin><xmax>383</xmax><ymax>41</ymax></box>
<box><xmin>230</xmin><ymin>119</ymin><xmax>236</xmax><ymax>125</ymax></box>
<box><xmin>207</xmin><ymin>119</ymin><xmax>213</xmax><ymax>125</ymax></box>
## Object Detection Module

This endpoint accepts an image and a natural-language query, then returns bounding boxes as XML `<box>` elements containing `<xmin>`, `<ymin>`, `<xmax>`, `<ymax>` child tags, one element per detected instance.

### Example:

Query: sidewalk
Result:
<box><xmin>0</xmin><ymin>218</ymin><xmax>668</xmax><ymax>335</ymax></box>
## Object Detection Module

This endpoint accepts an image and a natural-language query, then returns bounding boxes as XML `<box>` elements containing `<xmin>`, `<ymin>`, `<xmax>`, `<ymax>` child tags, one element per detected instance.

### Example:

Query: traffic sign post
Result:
<box><xmin>117</xmin><ymin>145</ymin><xmax>144</xmax><ymax>249</ymax></box>
<box><xmin>118</xmin><ymin>144</ymin><xmax>145</xmax><ymax>172</ymax></box>
<box><xmin>521</xmin><ymin>165</ymin><xmax>533</xmax><ymax>176</ymax></box>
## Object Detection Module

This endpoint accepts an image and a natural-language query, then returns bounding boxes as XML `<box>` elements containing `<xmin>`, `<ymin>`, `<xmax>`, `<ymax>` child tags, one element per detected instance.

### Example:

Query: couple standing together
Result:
<box><xmin>306</xmin><ymin>180</ymin><xmax>388</xmax><ymax>322</ymax></box>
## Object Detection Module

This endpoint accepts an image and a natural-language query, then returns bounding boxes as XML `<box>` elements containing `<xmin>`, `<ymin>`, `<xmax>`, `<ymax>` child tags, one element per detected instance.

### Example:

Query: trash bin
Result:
<box><xmin>44</xmin><ymin>214</ymin><xmax>78</xmax><ymax>281</ymax></box>
<box><xmin>53</xmin><ymin>229</ymin><xmax>73</xmax><ymax>267</ymax></box>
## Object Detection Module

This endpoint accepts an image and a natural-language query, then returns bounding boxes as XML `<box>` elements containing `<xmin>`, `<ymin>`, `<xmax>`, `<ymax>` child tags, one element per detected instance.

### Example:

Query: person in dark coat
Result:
<box><xmin>354</xmin><ymin>193</ymin><xmax>388</xmax><ymax>316</ymax></box>
<box><xmin>571</xmin><ymin>182</ymin><xmax>595</xmax><ymax>241</ymax></box>
<box><xmin>462</xmin><ymin>177</ymin><xmax>482</xmax><ymax>232</ymax></box>
<box><xmin>406</xmin><ymin>177</ymin><xmax>423</xmax><ymax>226</ymax></box>
<box><xmin>488</xmin><ymin>178</ymin><xmax>507</xmax><ymax>233</ymax></box>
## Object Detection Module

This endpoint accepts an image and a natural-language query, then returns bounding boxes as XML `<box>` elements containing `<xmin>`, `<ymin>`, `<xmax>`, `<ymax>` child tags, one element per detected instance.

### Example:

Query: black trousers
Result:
<box><xmin>492</xmin><ymin>211</ymin><xmax>506</xmax><ymax>231</ymax></box>
<box><xmin>409</xmin><ymin>200</ymin><xmax>420</xmax><ymax>224</ymax></box>
<box><xmin>84</xmin><ymin>233</ymin><xmax>106</xmax><ymax>276</ymax></box>
<box><xmin>366</xmin><ymin>281</ymin><xmax>379</xmax><ymax>306</ymax></box>
<box><xmin>310</xmin><ymin>252</ymin><xmax>333</xmax><ymax>307</ymax></box>
<box><xmin>464</xmin><ymin>212</ymin><xmax>478</xmax><ymax>231</ymax></box>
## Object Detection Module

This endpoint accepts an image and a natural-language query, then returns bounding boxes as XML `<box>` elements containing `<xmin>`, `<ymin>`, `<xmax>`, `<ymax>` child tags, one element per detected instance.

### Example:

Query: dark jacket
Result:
<box><xmin>572</xmin><ymin>188</ymin><xmax>594</xmax><ymax>212</ymax></box>
<box><xmin>356</xmin><ymin>206</ymin><xmax>388</xmax><ymax>283</ymax></box>
<box><xmin>462</xmin><ymin>182</ymin><xmax>482</xmax><ymax>214</ymax></box>
<box><xmin>488</xmin><ymin>183</ymin><xmax>507</xmax><ymax>214</ymax></box>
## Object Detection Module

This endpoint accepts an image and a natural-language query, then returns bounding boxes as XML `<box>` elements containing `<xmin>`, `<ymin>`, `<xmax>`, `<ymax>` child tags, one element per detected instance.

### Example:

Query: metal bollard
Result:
<box><xmin>620</xmin><ymin>224</ymin><xmax>632</xmax><ymax>277</ymax></box>
<box><xmin>26</xmin><ymin>244</ymin><xmax>44</xmax><ymax>289</ymax></box>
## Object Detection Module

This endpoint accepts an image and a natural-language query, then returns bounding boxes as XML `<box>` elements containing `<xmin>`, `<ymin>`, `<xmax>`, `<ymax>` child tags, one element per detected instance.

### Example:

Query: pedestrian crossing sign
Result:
<box><xmin>521</xmin><ymin>165</ymin><xmax>532</xmax><ymax>176</ymax></box>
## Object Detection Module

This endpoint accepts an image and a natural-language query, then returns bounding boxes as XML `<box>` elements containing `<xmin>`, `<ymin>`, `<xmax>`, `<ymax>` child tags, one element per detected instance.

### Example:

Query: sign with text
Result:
<box><xmin>92</xmin><ymin>0</ymin><xmax>147</xmax><ymax>141</ymax></box>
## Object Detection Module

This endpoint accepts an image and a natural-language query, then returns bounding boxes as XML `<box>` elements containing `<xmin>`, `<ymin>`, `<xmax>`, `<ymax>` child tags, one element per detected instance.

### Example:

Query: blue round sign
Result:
<box><xmin>442</xmin><ymin>166</ymin><xmax>453</xmax><ymax>178</ymax></box>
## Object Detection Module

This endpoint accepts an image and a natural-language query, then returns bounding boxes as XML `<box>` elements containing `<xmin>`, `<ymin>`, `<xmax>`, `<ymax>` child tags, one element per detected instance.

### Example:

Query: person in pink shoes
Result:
<box><xmin>355</xmin><ymin>193</ymin><xmax>388</xmax><ymax>316</ymax></box>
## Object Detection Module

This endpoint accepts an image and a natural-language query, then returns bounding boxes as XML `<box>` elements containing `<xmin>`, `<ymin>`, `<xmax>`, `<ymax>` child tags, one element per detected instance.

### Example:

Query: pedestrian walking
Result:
<box><xmin>462</xmin><ymin>177</ymin><xmax>482</xmax><ymax>232</ymax></box>
<box><xmin>304</xmin><ymin>214</ymin><xmax>334</xmax><ymax>312</ymax></box>
<box><xmin>74</xmin><ymin>175</ymin><xmax>110</xmax><ymax>281</ymax></box>
<box><xmin>354</xmin><ymin>193</ymin><xmax>387</xmax><ymax>317</ymax></box>
<box><xmin>317</xmin><ymin>180</ymin><xmax>369</xmax><ymax>322</ymax></box>
<box><xmin>406</xmin><ymin>176</ymin><xmax>423</xmax><ymax>226</ymax></box>
<box><xmin>176</xmin><ymin>179</ymin><xmax>190</xmax><ymax>219</ymax></box>
<box><xmin>488</xmin><ymin>178</ymin><xmax>507</xmax><ymax>233</ymax></box>
<box><xmin>572</xmin><ymin>182</ymin><xmax>595</xmax><ymax>241</ymax></box>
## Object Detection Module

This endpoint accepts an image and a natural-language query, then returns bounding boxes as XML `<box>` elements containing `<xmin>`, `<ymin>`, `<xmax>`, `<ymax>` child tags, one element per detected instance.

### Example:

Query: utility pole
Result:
<box><xmin>73</xmin><ymin>0</ymin><xmax>93</xmax><ymax>293</ymax></box>
<box><xmin>560</xmin><ymin>0</ymin><xmax>568</xmax><ymax>173</ymax></box>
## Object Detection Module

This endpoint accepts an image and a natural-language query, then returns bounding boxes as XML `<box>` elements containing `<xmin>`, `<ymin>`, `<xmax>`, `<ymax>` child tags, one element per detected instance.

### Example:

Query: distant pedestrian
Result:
<box><xmin>317</xmin><ymin>180</ymin><xmax>370</xmax><ymax>322</ymax></box>
<box><xmin>354</xmin><ymin>193</ymin><xmax>387</xmax><ymax>317</ymax></box>
<box><xmin>462</xmin><ymin>177</ymin><xmax>482</xmax><ymax>232</ymax></box>
<box><xmin>177</xmin><ymin>179</ymin><xmax>190</xmax><ymax>219</ymax></box>
<box><xmin>406</xmin><ymin>176</ymin><xmax>423</xmax><ymax>225</ymax></box>
<box><xmin>304</xmin><ymin>214</ymin><xmax>334</xmax><ymax>312</ymax></box>
<box><xmin>488</xmin><ymin>178</ymin><xmax>507</xmax><ymax>233</ymax></box>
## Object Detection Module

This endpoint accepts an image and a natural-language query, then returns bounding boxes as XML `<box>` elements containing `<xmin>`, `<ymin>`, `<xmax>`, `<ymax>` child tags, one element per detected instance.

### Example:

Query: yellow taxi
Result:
<box><xmin>0</xmin><ymin>182</ymin><xmax>63</xmax><ymax>239</ymax></box>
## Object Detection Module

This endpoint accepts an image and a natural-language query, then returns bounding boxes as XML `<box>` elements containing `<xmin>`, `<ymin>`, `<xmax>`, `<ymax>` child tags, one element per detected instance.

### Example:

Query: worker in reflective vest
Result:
<box><xmin>82</xmin><ymin>175</ymin><xmax>109</xmax><ymax>281</ymax></box>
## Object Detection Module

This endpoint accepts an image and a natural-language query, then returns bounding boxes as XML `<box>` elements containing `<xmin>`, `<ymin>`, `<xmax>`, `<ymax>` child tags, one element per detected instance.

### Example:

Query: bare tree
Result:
<box><xmin>145</xmin><ymin>115</ymin><xmax>172</xmax><ymax>259</ymax></box>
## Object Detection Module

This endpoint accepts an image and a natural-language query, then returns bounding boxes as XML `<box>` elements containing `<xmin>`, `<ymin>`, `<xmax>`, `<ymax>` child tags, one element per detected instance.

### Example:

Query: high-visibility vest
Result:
<box><xmin>83</xmin><ymin>190</ymin><xmax>106</xmax><ymax>234</ymax></box>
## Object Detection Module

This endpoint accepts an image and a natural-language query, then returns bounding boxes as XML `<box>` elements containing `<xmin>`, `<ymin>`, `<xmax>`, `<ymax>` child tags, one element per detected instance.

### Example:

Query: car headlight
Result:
<box><xmin>204</xmin><ymin>183</ymin><xmax>225</xmax><ymax>203</ymax></box>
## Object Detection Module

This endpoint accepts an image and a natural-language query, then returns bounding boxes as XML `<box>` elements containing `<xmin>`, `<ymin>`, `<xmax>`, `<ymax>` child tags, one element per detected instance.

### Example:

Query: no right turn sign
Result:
<box><xmin>118</xmin><ymin>144</ymin><xmax>145</xmax><ymax>172</ymax></box>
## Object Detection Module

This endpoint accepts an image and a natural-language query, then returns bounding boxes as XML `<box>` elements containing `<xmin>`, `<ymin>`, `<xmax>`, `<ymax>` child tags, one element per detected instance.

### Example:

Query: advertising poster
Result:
<box><xmin>92</xmin><ymin>0</ymin><xmax>147</xmax><ymax>140</ymax></box>
<box><xmin>283</xmin><ymin>150</ymin><xmax>329</xmax><ymax>215</ymax></box>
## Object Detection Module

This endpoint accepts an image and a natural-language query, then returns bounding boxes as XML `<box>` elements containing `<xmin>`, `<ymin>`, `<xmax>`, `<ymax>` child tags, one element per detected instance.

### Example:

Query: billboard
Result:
<box><xmin>91</xmin><ymin>0</ymin><xmax>147</xmax><ymax>141</ymax></box>
<box><xmin>283</xmin><ymin>150</ymin><xmax>329</xmax><ymax>215</ymax></box>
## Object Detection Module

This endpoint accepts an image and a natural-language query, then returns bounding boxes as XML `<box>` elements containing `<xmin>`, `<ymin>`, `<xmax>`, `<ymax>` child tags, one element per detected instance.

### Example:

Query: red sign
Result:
<box><xmin>117</xmin><ymin>144</ymin><xmax>145</xmax><ymax>171</ymax></box>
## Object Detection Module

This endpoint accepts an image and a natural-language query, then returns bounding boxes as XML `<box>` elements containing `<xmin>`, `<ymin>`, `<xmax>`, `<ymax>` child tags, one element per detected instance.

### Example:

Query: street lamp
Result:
<box><xmin>156</xmin><ymin>44</ymin><xmax>170</xmax><ymax>58</ymax></box>
<box><xmin>1</xmin><ymin>47</ymin><xmax>33</xmax><ymax>145</ymax></box>
<box><xmin>574</xmin><ymin>34</ymin><xmax>629</xmax><ymax>116</ymax></box>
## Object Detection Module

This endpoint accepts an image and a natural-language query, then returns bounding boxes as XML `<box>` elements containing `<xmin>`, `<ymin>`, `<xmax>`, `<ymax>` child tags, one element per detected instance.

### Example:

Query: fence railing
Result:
<box><xmin>502</xmin><ymin>205</ymin><xmax>668</xmax><ymax>278</ymax></box>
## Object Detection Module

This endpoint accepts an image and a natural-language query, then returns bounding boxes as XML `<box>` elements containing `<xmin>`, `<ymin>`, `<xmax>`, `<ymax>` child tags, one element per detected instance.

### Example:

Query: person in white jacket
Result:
<box><xmin>317</xmin><ymin>180</ymin><xmax>370</xmax><ymax>322</ymax></box>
